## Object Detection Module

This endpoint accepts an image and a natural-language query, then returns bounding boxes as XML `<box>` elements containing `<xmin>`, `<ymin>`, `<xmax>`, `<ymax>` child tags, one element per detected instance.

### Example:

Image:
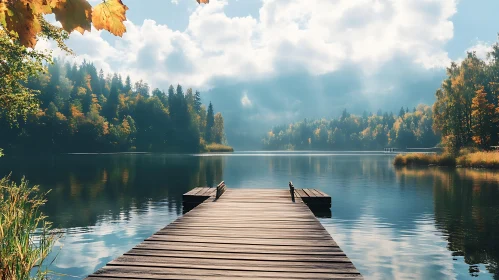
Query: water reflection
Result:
<box><xmin>0</xmin><ymin>153</ymin><xmax>498</xmax><ymax>279</ymax></box>
<box><xmin>395</xmin><ymin>167</ymin><xmax>499</xmax><ymax>279</ymax></box>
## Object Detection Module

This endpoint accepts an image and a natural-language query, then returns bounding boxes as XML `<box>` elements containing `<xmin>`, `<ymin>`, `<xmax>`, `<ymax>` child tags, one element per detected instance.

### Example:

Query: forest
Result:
<box><xmin>262</xmin><ymin>105</ymin><xmax>440</xmax><ymax>150</ymax></box>
<box><xmin>0</xmin><ymin>59</ymin><xmax>228</xmax><ymax>154</ymax></box>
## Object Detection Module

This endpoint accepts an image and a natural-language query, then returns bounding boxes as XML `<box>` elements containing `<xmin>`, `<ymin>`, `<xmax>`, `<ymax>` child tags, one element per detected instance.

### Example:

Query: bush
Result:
<box><xmin>0</xmin><ymin>176</ymin><xmax>60</xmax><ymax>280</ymax></box>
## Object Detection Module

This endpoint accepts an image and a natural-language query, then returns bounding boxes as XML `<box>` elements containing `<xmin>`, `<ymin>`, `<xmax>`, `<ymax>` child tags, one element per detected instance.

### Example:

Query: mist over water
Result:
<box><xmin>1</xmin><ymin>152</ymin><xmax>498</xmax><ymax>279</ymax></box>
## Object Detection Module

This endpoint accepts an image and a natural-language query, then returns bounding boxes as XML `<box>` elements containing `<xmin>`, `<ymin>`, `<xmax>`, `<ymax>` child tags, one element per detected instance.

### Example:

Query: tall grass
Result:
<box><xmin>0</xmin><ymin>176</ymin><xmax>60</xmax><ymax>280</ymax></box>
<box><xmin>393</xmin><ymin>153</ymin><xmax>456</xmax><ymax>167</ymax></box>
<box><xmin>394</xmin><ymin>150</ymin><xmax>499</xmax><ymax>169</ymax></box>
<box><xmin>204</xmin><ymin>143</ymin><xmax>234</xmax><ymax>152</ymax></box>
<box><xmin>457</xmin><ymin>151</ymin><xmax>499</xmax><ymax>169</ymax></box>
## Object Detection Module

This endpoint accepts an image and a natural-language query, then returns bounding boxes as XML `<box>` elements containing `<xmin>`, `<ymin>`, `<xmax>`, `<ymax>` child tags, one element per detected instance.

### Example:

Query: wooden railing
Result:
<box><xmin>215</xmin><ymin>181</ymin><xmax>226</xmax><ymax>200</ymax></box>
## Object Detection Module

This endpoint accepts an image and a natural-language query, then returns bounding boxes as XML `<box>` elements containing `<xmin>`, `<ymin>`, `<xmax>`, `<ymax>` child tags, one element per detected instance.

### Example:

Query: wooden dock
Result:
<box><xmin>85</xmin><ymin>183</ymin><xmax>362</xmax><ymax>279</ymax></box>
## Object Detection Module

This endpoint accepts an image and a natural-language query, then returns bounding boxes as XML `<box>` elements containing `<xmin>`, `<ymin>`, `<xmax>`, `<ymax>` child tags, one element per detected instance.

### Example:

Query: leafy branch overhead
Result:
<box><xmin>0</xmin><ymin>0</ymin><xmax>209</xmax><ymax>47</ymax></box>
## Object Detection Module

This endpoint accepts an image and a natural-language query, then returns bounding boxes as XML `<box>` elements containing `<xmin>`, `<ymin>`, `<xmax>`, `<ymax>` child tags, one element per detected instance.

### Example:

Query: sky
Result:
<box><xmin>40</xmin><ymin>0</ymin><xmax>499</xmax><ymax>148</ymax></box>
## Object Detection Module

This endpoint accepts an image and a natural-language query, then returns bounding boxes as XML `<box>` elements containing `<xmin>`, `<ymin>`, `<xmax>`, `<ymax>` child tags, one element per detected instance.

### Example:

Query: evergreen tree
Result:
<box><xmin>205</xmin><ymin>102</ymin><xmax>215</xmax><ymax>143</ymax></box>
<box><xmin>124</xmin><ymin>75</ymin><xmax>132</xmax><ymax>92</ymax></box>
<box><xmin>194</xmin><ymin>90</ymin><xmax>202</xmax><ymax>113</ymax></box>
<box><xmin>399</xmin><ymin>107</ymin><xmax>405</xmax><ymax>118</ymax></box>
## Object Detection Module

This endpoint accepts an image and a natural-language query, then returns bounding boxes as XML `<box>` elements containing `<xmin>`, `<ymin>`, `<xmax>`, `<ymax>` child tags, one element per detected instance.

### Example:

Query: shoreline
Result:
<box><xmin>394</xmin><ymin>151</ymin><xmax>499</xmax><ymax>170</ymax></box>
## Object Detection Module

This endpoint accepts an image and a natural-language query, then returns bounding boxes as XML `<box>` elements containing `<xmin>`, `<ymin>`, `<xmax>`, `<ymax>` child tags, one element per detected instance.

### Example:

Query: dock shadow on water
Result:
<box><xmin>0</xmin><ymin>152</ymin><xmax>498</xmax><ymax>279</ymax></box>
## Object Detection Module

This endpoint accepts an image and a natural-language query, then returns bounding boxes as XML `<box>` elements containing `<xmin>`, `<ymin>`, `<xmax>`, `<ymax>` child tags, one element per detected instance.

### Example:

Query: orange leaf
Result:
<box><xmin>92</xmin><ymin>0</ymin><xmax>128</xmax><ymax>37</ymax></box>
<box><xmin>197</xmin><ymin>0</ymin><xmax>209</xmax><ymax>3</ymax></box>
<box><xmin>22</xmin><ymin>0</ymin><xmax>53</xmax><ymax>14</ymax></box>
<box><xmin>2</xmin><ymin>1</ymin><xmax>42</xmax><ymax>47</ymax></box>
<box><xmin>51</xmin><ymin>0</ymin><xmax>92</xmax><ymax>34</ymax></box>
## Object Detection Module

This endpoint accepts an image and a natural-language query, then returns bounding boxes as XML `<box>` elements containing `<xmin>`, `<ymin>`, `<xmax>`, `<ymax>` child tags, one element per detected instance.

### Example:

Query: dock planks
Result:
<box><xmin>86</xmin><ymin>189</ymin><xmax>362</xmax><ymax>280</ymax></box>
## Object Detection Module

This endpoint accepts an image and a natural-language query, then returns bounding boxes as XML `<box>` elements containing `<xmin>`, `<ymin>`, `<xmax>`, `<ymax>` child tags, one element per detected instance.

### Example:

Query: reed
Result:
<box><xmin>0</xmin><ymin>175</ymin><xmax>60</xmax><ymax>280</ymax></box>
<box><xmin>393</xmin><ymin>153</ymin><xmax>456</xmax><ymax>167</ymax></box>
<box><xmin>204</xmin><ymin>143</ymin><xmax>234</xmax><ymax>152</ymax></box>
<box><xmin>457</xmin><ymin>151</ymin><xmax>499</xmax><ymax>169</ymax></box>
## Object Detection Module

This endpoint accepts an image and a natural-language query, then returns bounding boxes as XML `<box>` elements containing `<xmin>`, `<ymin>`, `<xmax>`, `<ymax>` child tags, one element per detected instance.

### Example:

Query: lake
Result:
<box><xmin>1</xmin><ymin>152</ymin><xmax>498</xmax><ymax>280</ymax></box>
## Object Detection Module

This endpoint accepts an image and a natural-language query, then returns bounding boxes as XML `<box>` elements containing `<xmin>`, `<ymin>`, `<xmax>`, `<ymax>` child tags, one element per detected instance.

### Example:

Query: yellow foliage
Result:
<box><xmin>70</xmin><ymin>105</ymin><xmax>83</xmax><ymax>119</ymax></box>
<box><xmin>121</xmin><ymin>118</ymin><xmax>130</xmax><ymax>135</ymax></box>
<box><xmin>314</xmin><ymin>128</ymin><xmax>320</xmax><ymax>139</ymax></box>
<box><xmin>51</xmin><ymin>0</ymin><xmax>92</xmax><ymax>34</ymax></box>
<box><xmin>1</xmin><ymin>0</ymin><xmax>42</xmax><ymax>47</ymax></box>
<box><xmin>1</xmin><ymin>0</ymin><xmax>210</xmax><ymax>47</ymax></box>
<box><xmin>102</xmin><ymin>121</ymin><xmax>109</xmax><ymax>135</ymax></box>
<box><xmin>55</xmin><ymin>112</ymin><xmax>67</xmax><ymax>121</ymax></box>
<box><xmin>92</xmin><ymin>0</ymin><xmax>128</xmax><ymax>37</ymax></box>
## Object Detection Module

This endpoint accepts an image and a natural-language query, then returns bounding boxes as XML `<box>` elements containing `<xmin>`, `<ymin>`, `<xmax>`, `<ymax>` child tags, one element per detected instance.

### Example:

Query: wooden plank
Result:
<box><xmin>313</xmin><ymin>189</ymin><xmax>330</xmax><ymax>197</ymax></box>
<box><xmin>136</xmin><ymin>241</ymin><xmax>344</xmax><ymax>255</ymax></box>
<box><xmin>309</xmin><ymin>189</ymin><xmax>324</xmax><ymax>197</ymax></box>
<box><xmin>85</xmin><ymin>188</ymin><xmax>362</xmax><ymax>279</ymax></box>
<box><xmin>146</xmin><ymin>235</ymin><xmax>338</xmax><ymax>246</ymax></box>
<box><xmin>295</xmin><ymin>189</ymin><xmax>308</xmax><ymax>199</ymax></box>
<box><xmin>183</xmin><ymin>187</ymin><xmax>202</xmax><ymax>196</ymax></box>
<box><xmin>109</xmin><ymin>255</ymin><xmax>358</xmax><ymax>273</ymax></box>
<box><xmin>302</xmin><ymin>188</ymin><xmax>317</xmax><ymax>197</ymax></box>
<box><xmin>91</xmin><ymin>266</ymin><xmax>362</xmax><ymax>279</ymax></box>
<box><xmin>126</xmin><ymin>248</ymin><xmax>348</xmax><ymax>261</ymax></box>
<box><xmin>90</xmin><ymin>266</ymin><xmax>363</xmax><ymax>279</ymax></box>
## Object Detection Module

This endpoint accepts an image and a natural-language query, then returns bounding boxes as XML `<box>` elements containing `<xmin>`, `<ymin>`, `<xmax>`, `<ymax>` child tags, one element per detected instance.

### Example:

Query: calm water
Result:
<box><xmin>1</xmin><ymin>152</ymin><xmax>499</xmax><ymax>280</ymax></box>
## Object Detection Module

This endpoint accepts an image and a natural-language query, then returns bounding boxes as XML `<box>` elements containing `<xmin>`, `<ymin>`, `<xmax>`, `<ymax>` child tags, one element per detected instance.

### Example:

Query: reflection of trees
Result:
<box><xmin>0</xmin><ymin>155</ymin><xmax>224</xmax><ymax>229</ymax></box>
<box><xmin>267</xmin><ymin>155</ymin><xmax>395</xmax><ymax>183</ymax></box>
<box><xmin>395</xmin><ymin>167</ymin><xmax>499</xmax><ymax>278</ymax></box>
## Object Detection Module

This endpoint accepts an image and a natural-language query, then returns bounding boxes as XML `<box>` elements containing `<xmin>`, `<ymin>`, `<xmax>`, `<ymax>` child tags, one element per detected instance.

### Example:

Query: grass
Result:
<box><xmin>0</xmin><ymin>175</ymin><xmax>60</xmax><ymax>280</ymax></box>
<box><xmin>394</xmin><ymin>150</ymin><xmax>499</xmax><ymax>169</ymax></box>
<box><xmin>203</xmin><ymin>143</ymin><xmax>234</xmax><ymax>152</ymax></box>
<box><xmin>457</xmin><ymin>151</ymin><xmax>499</xmax><ymax>169</ymax></box>
<box><xmin>393</xmin><ymin>153</ymin><xmax>456</xmax><ymax>167</ymax></box>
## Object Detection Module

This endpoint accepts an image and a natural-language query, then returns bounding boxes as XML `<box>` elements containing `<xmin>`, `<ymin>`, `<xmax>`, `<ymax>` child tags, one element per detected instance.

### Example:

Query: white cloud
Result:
<box><xmin>241</xmin><ymin>92</ymin><xmax>252</xmax><ymax>107</ymax></box>
<box><xmin>467</xmin><ymin>41</ymin><xmax>493</xmax><ymax>61</ymax></box>
<box><xmin>47</xmin><ymin>0</ymin><xmax>458</xmax><ymax>91</ymax></box>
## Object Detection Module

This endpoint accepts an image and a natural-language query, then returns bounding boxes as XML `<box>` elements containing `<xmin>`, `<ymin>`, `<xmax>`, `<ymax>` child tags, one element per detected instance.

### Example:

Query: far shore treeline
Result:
<box><xmin>264</xmin><ymin>37</ymin><xmax>499</xmax><ymax>155</ymax></box>
<box><xmin>0</xmin><ymin>59</ymin><xmax>230</xmax><ymax>154</ymax></box>
<box><xmin>262</xmin><ymin>105</ymin><xmax>439</xmax><ymax>151</ymax></box>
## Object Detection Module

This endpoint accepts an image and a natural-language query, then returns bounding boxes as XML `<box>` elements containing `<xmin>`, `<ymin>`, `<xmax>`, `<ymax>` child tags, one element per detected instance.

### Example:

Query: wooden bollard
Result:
<box><xmin>289</xmin><ymin>181</ymin><xmax>295</xmax><ymax>202</ymax></box>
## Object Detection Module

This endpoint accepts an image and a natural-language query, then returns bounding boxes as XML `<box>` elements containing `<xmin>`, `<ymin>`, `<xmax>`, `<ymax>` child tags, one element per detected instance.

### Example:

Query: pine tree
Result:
<box><xmin>399</xmin><ymin>107</ymin><xmax>405</xmax><ymax>118</ymax></box>
<box><xmin>124</xmin><ymin>76</ymin><xmax>132</xmax><ymax>92</ymax></box>
<box><xmin>205</xmin><ymin>102</ymin><xmax>215</xmax><ymax>143</ymax></box>
<box><xmin>194</xmin><ymin>91</ymin><xmax>202</xmax><ymax>114</ymax></box>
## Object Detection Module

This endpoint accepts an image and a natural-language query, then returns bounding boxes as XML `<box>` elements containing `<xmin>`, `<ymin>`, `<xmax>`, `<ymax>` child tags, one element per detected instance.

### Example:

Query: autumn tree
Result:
<box><xmin>471</xmin><ymin>86</ymin><xmax>495</xmax><ymax>148</ymax></box>
<box><xmin>212</xmin><ymin>112</ymin><xmax>226</xmax><ymax>144</ymax></box>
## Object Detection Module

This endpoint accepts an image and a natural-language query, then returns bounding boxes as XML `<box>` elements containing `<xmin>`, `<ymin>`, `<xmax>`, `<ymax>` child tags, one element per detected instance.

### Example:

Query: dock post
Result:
<box><xmin>215</xmin><ymin>181</ymin><xmax>226</xmax><ymax>200</ymax></box>
<box><xmin>289</xmin><ymin>181</ymin><xmax>295</xmax><ymax>202</ymax></box>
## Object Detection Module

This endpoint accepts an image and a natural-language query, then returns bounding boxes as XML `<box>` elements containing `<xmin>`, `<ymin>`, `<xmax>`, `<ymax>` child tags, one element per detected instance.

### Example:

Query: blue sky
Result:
<box><xmin>43</xmin><ymin>0</ymin><xmax>499</xmax><ymax>147</ymax></box>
